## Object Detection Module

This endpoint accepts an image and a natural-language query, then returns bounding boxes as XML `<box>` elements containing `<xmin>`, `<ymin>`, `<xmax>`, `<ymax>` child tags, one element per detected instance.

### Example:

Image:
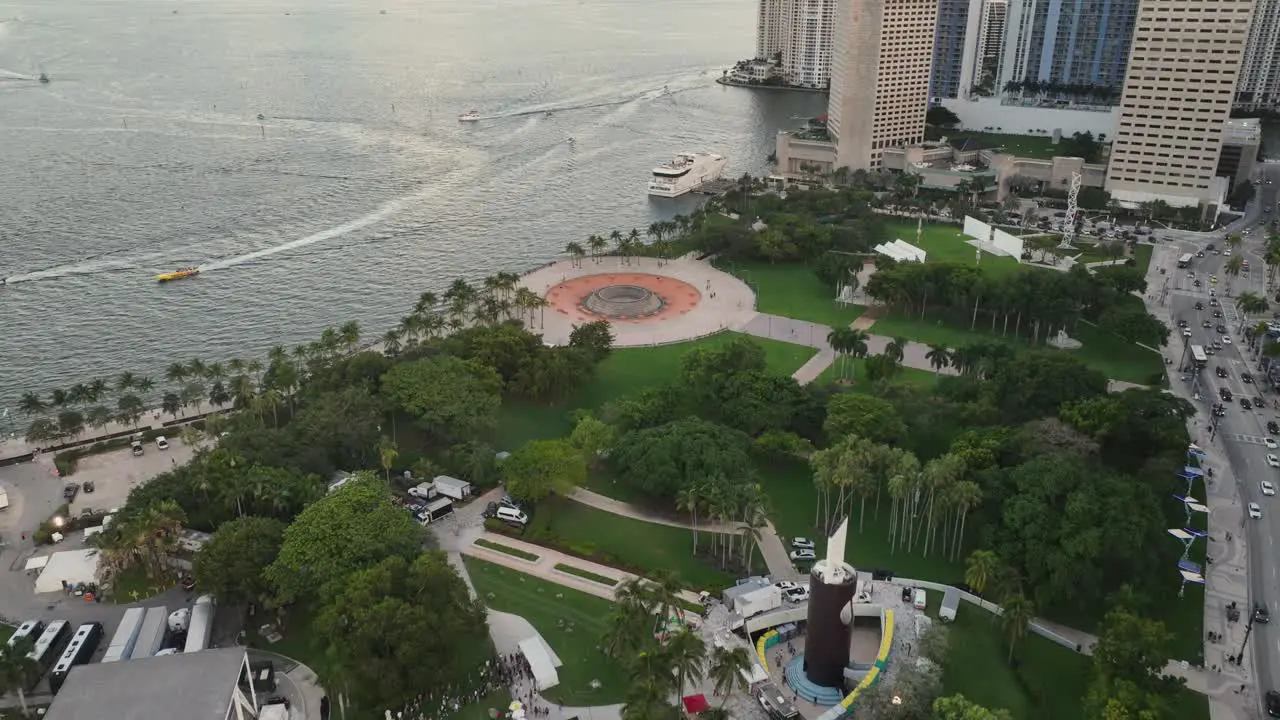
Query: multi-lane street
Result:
<box><xmin>1145</xmin><ymin>161</ymin><xmax>1280</xmax><ymax>717</ymax></box>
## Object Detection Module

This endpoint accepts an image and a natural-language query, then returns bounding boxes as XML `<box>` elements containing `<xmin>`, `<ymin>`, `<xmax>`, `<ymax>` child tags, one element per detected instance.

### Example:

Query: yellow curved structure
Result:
<box><xmin>756</xmin><ymin>629</ymin><xmax>778</xmax><ymax>673</ymax></box>
<box><xmin>834</xmin><ymin>609</ymin><xmax>895</xmax><ymax>714</ymax></box>
<box><xmin>156</xmin><ymin>268</ymin><xmax>200</xmax><ymax>282</ymax></box>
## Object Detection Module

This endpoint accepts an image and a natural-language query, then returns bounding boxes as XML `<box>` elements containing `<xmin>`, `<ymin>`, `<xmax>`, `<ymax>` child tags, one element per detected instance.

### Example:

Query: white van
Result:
<box><xmin>496</xmin><ymin>506</ymin><xmax>528</xmax><ymax>526</ymax></box>
<box><xmin>912</xmin><ymin>588</ymin><xmax>927</xmax><ymax>610</ymax></box>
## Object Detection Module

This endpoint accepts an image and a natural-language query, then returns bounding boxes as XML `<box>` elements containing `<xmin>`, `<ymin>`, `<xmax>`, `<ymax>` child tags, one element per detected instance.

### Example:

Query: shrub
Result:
<box><xmin>554</xmin><ymin>563</ymin><xmax>617</xmax><ymax>586</ymax></box>
<box><xmin>474</xmin><ymin>538</ymin><xmax>539</xmax><ymax>562</ymax></box>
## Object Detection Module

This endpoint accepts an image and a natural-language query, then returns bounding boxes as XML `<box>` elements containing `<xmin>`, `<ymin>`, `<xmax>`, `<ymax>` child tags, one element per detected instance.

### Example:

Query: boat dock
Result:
<box><xmin>691</xmin><ymin>178</ymin><xmax>737</xmax><ymax>195</ymax></box>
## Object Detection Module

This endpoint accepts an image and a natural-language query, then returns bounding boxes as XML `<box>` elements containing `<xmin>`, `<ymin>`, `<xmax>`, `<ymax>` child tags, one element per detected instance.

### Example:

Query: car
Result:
<box><xmin>1243</xmin><ymin>398</ymin><xmax>1254</xmax><ymax>410</ymax></box>
<box><xmin>1225</xmin><ymin>249</ymin><xmax>1233</xmax><ymax>256</ymax></box>
<box><xmin>1268</xmin><ymin>420</ymin><xmax>1279</xmax><ymax>435</ymax></box>
<box><xmin>1267</xmin><ymin>689</ymin><xmax>1280</xmax><ymax>718</ymax></box>
<box><xmin>1211</xmin><ymin>298</ymin><xmax>1220</xmax><ymax>306</ymax></box>
<box><xmin>81</xmin><ymin>480</ymin><xmax>94</xmax><ymax>494</ymax></box>
<box><xmin>1269</xmin><ymin>454</ymin><xmax>1280</xmax><ymax>468</ymax></box>
<box><xmin>1210</xmin><ymin>276</ymin><xmax>1218</xmax><ymax>284</ymax></box>
<box><xmin>1210</xmin><ymin>288</ymin><xmax>1216</xmax><ymax>297</ymax></box>
<box><xmin>1202</xmin><ymin>320</ymin><xmax>1212</xmax><ymax>328</ymax></box>
<box><xmin>1269</xmin><ymin>439</ymin><xmax>1280</xmax><ymax>450</ymax></box>
<box><xmin>1243</xmin><ymin>373</ymin><xmax>1255</xmax><ymax>384</ymax></box>
<box><xmin>1217</xmin><ymin>324</ymin><xmax>1228</xmax><ymax>334</ymax></box>
<box><xmin>1216</xmin><ymin>367</ymin><xmax>1229</xmax><ymax>378</ymax></box>
<box><xmin>1250</xmin><ymin>502</ymin><xmax>1264</xmax><ymax>519</ymax></box>
<box><xmin>80</xmin><ymin>507</ymin><xmax>94</xmax><ymax>518</ymax></box>
<box><xmin>1196</xmin><ymin>251</ymin><xmax>1206</xmax><ymax>258</ymax></box>
<box><xmin>1206</xmin><ymin>346</ymin><xmax>1217</xmax><ymax>355</ymax></box>
<box><xmin>130</xmin><ymin>436</ymin><xmax>144</xmax><ymax>456</ymax></box>
<box><xmin>155</xmin><ymin>436</ymin><xmax>169</xmax><ymax>450</ymax></box>
<box><xmin>1178</xmin><ymin>319</ymin><xmax>1189</xmax><ymax>328</ymax></box>
<box><xmin>775</xmin><ymin>580</ymin><xmax>800</xmax><ymax>592</ymax></box>
<box><xmin>1263</xmin><ymin>480</ymin><xmax>1277</xmax><ymax>496</ymax></box>
<box><xmin>792</xmin><ymin>537</ymin><xmax>815</xmax><ymax>550</ymax></box>
<box><xmin>1183</xmin><ymin>329</ymin><xmax>1193</xmax><ymax>338</ymax></box>
<box><xmin>1256</xmin><ymin>604</ymin><xmax>1271</xmax><ymax>624</ymax></box>
<box><xmin>1222</xmin><ymin>336</ymin><xmax>1232</xmax><ymax>345</ymax></box>
<box><xmin>783</xmin><ymin>586</ymin><xmax>810</xmax><ymax>603</ymax></box>
<box><xmin>1195</xmin><ymin>301</ymin><xmax>1204</xmax><ymax>310</ymax></box>
<box><xmin>499</xmin><ymin>495</ymin><xmax>521</xmax><ymax>509</ymax></box>
<box><xmin>1220</xmin><ymin>388</ymin><xmax>1233</xmax><ymax>401</ymax></box>
<box><xmin>790</xmin><ymin>549</ymin><xmax>817</xmax><ymax>562</ymax></box>
<box><xmin>1213</xmin><ymin>309</ymin><xmax>1223</xmax><ymax>317</ymax></box>
<box><xmin>1194</xmin><ymin>280</ymin><xmax>1202</xmax><ymax>287</ymax></box>
<box><xmin>63</xmin><ymin>484</ymin><xmax>78</xmax><ymax>501</ymax></box>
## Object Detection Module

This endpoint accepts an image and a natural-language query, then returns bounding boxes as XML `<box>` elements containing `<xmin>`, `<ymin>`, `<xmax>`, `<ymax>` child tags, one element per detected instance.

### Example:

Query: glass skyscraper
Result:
<box><xmin>1002</xmin><ymin>0</ymin><xmax>1139</xmax><ymax>90</ymax></box>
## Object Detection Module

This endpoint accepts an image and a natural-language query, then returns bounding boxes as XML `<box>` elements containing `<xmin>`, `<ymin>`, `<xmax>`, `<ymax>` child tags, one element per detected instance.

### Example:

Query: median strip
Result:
<box><xmin>474</xmin><ymin>538</ymin><xmax>539</xmax><ymax>562</ymax></box>
<box><xmin>554</xmin><ymin>563</ymin><xmax>619</xmax><ymax>587</ymax></box>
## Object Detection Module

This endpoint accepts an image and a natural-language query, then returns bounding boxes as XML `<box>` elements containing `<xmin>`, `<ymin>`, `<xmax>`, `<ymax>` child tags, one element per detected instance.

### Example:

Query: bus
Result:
<box><xmin>26</xmin><ymin>620</ymin><xmax>71</xmax><ymax>689</ymax></box>
<box><xmin>6</xmin><ymin>620</ymin><xmax>44</xmax><ymax>650</ymax></box>
<box><xmin>101</xmin><ymin>607</ymin><xmax>145</xmax><ymax>663</ymax></box>
<box><xmin>1191</xmin><ymin>344</ymin><xmax>1208</xmax><ymax>369</ymax></box>
<box><xmin>49</xmin><ymin>622</ymin><xmax>104</xmax><ymax>694</ymax></box>
<box><xmin>1178</xmin><ymin>253</ymin><xmax>1194</xmax><ymax>268</ymax></box>
<box><xmin>182</xmin><ymin>595</ymin><xmax>216</xmax><ymax>654</ymax></box>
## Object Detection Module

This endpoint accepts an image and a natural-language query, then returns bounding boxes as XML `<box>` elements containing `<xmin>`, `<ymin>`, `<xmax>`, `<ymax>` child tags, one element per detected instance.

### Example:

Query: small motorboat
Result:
<box><xmin>458</xmin><ymin>110</ymin><xmax>482</xmax><ymax>122</ymax></box>
<box><xmin>38</xmin><ymin>73</ymin><xmax>49</xmax><ymax>84</ymax></box>
<box><xmin>156</xmin><ymin>267</ymin><xmax>200</xmax><ymax>282</ymax></box>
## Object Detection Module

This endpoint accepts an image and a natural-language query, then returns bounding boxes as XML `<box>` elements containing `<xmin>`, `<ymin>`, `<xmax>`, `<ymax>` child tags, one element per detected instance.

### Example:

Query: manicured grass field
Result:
<box><xmin>882</xmin><ymin>221</ymin><xmax>1024</xmax><ymax>277</ymax></box>
<box><xmin>464</xmin><ymin>557</ymin><xmax>630</xmax><ymax>705</ymax></box>
<box><xmin>756</xmin><ymin>458</ymin><xmax>965</xmax><ymax>584</ymax></box>
<box><xmin>866</xmin><ymin>312</ymin><xmax>1164</xmax><ymax>385</ymax></box>
<box><xmin>532</xmin><ymin>496</ymin><xmax>740</xmax><ymax>591</ymax></box>
<box><xmin>946</xmin><ymin>131</ymin><xmax>1061</xmax><ymax>160</ymax></box>
<box><xmin>938</xmin><ymin>607</ymin><xmax>1207</xmax><ymax>720</ymax></box>
<box><xmin>495</xmin><ymin>332</ymin><xmax>817</xmax><ymax>450</ymax></box>
<box><xmin>717</xmin><ymin>260</ymin><xmax>866</xmax><ymax>327</ymax></box>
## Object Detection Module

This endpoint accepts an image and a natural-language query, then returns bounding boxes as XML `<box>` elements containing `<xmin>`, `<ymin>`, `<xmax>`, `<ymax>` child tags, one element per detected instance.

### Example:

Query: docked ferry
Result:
<box><xmin>647</xmin><ymin>152</ymin><xmax>727</xmax><ymax>198</ymax></box>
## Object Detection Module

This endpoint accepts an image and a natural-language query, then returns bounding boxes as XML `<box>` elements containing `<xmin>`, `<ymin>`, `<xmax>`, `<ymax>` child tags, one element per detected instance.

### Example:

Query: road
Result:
<box><xmin>1147</xmin><ymin>161</ymin><xmax>1280</xmax><ymax>717</ymax></box>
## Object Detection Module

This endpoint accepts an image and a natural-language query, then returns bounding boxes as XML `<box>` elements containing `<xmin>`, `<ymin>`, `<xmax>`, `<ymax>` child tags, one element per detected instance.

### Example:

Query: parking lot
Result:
<box><xmin>62</xmin><ymin>437</ymin><xmax>197</xmax><ymax>516</ymax></box>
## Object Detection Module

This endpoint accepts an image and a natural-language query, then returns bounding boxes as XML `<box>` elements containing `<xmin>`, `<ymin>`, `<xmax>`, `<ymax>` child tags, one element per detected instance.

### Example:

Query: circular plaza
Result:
<box><xmin>520</xmin><ymin>256</ymin><xmax>757</xmax><ymax>347</ymax></box>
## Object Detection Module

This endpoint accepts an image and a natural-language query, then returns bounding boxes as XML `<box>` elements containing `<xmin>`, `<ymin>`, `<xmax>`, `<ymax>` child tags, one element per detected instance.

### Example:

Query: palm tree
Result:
<box><xmin>0</xmin><ymin>636</ymin><xmax>37</xmax><ymax>716</ymax></box>
<box><xmin>338</xmin><ymin>320</ymin><xmax>361</xmax><ymax>354</ymax></box>
<box><xmin>49</xmin><ymin>388</ymin><xmax>69</xmax><ymax>408</ymax></box>
<box><xmin>565</xmin><ymin>241</ymin><xmax>586</xmax><ymax>268</ymax></box>
<box><xmin>87</xmin><ymin>378</ymin><xmax>109</xmax><ymax>402</ymax></box>
<box><xmin>964</xmin><ymin>549</ymin><xmax>999</xmax><ymax>596</ymax></box>
<box><xmin>676</xmin><ymin>486</ymin><xmax>702</xmax><ymax>555</ymax></box>
<box><xmin>86</xmin><ymin>405</ymin><xmax>113</xmax><ymax>431</ymax></box>
<box><xmin>413</xmin><ymin>291</ymin><xmax>438</xmax><ymax>316</ymax></box>
<box><xmin>885</xmin><ymin>336</ymin><xmax>908</xmax><ymax>363</ymax></box>
<box><xmin>116</xmin><ymin>371</ymin><xmax>137</xmax><ymax>391</ymax></box>
<box><xmin>164</xmin><ymin>362</ymin><xmax>188</xmax><ymax>385</ymax></box>
<box><xmin>68</xmin><ymin>383</ymin><xmax>91</xmax><ymax>407</ymax></box>
<box><xmin>382</xmin><ymin>329</ymin><xmax>403</xmax><ymax>356</ymax></box>
<box><xmin>25</xmin><ymin>418</ymin><xmax>58</xmax><ymax>445</ymax></box>
<box><xmin>17</xmin><ymin>392</ymin><xmax>45</xmax><ymax>417</ymax></box>
<box><xmin>667</xmin><ymin>627</ymin><xmax>706</xmax><ymax>705</ymax></box>
<box><xmin>186</xmin><ymin>358</ymin><xmax>208</xmax><ymax>380</ymax></box>
<box><xmin>1001</xmin><ymin>593</ymin><xmax>1035</xmax><ymax>663</ymax></box>
<box><xmin>378</xmin><ymin>436</ymin><xmax>399</xmax><ymax>481</ymax></box>
<box><xmin>708</xmin><ymin>645</ymin><xmax>752</xmax><ymax>706</ymax></box>
<box><xmin>135</xmin><ymin>376</ymin><xmax>156</xmax><ymax>394</ymax></box>
<box><xmin>1238</xmin><ymin>291</ymin><xmax>1270</xmax><ymax>317</ymax></box>
<box><xmin>161</xmin><ymin>393</ymin><xmax>182</xmax><ymax>421</ymax></box>
<box><xmin>925</xmin><ymin>344</ymin><xmax>951</xmax><ymax>373</ymax></box>
<box><xmin>592</xmin><ymin>234</ymin><xmax>610</xmax><ymax>262</ymax></box>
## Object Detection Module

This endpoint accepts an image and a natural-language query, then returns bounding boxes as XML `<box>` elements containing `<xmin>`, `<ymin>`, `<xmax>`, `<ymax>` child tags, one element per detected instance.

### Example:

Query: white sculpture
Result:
<box><xmin>1048</xmin><ymin>328</ymin><xmax>1082</xmax><ymax>350</ymax></box>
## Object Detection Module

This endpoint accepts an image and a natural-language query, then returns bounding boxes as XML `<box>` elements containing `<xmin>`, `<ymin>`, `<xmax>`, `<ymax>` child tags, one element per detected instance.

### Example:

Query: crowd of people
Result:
<box><xmin>387</xmin><ymin>650</ymin><xmax>564</xmax><ymax>720</ymax></box>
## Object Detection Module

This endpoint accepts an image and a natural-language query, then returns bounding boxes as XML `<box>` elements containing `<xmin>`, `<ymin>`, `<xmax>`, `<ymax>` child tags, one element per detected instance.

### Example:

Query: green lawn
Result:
<box><xmin>716</xmin><ymin>260</ymin><xmax>866</xmax><ymax>327</ymax></box>
<box><xmin>530</xmin><ymin>496</ymin><xmax>742</xmax><ymax>591</ymax></box>
<box><xmin>938</xmin><ymin>607</ymin><xmax>1207</xmax><ymax>720</ymax></box>
<box><xmin>495</xmin><ymin>332</ymin><xmax>817</xmax><ymax>450</ymax></box>
<box><xmin>814</xmin><ymin>358</ymin><xmax>939</xmax><ymax>389</ymax></box>
<box><xmin>756</xmin><ymin>458</ymin><xmax>964</xmax><ymax>584</ymax></box>
<box><xmin>108</xmin><ymin>566</ymin><xmax>174</xmax><ymax>604</ymax></box>
<box><xmin>866</xmin><ymin>312</ymin><xmax>1164</xmax><ymax>385</ymax></box>
<box><xmin>945</xmin><ymin>132</ymin><xmax>1061</xmax><ymax>160</ymax></box>
<box><xmin>883</xmin><ymin>221</ymin><xmax>1024</xmax><ymax>277</ymax></box>
<box><xmin>464</xmin><ymin>557</ymin><xmax>630</xmax><ymax>705</ymax></box>
<box><xmin>0</xmin><ymin>624</ymin><xmax>12</xmax><ymax>644</ymax></box>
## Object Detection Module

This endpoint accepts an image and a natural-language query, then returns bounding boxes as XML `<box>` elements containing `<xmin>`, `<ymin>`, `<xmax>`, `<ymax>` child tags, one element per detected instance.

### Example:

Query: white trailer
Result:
<box><xmin>432</xmin><ymin>475</ymin><xmax>472</xmax><ymax>501</ymax></box>
<box><xmin>735</xmin><ymin>585</ymin><xmax>783</xmax><ymax>618</ymax></box>
<box><xmin>131</xmin><ymin>606</ymin><xmax>169</xmax><ymax>659</ymax></box>
<box><xmin>183</xmin><ymin>595</ymin><xmax>216</xmax><ymax>653</ymax></box>
<box><xmin>940</xmin><ymin>587</ymin><xmax>960</xmax><ymax>622</ymax></box>
<box><xmin>101</xmin><ymin>607</ymin><xmax>146</xmax><ymax>663</ymax></box>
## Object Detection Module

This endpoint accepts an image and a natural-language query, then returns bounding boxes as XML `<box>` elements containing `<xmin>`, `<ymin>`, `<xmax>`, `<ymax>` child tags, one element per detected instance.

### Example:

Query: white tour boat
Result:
<box><xmin>458</xmin><ymin>110</ymin><xmax>482</xmax><ymax>122</ymax></box>
<box><xmin>647</xmin><ymin>152</ymin><xmax>727</xmax><ymax>198</ymax></box>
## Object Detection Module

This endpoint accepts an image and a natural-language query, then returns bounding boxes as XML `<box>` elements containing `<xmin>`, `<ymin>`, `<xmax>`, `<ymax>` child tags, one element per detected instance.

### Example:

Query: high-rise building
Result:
<box><xmin>752</xmin><ymin>0</ymin><xmax>837</xmax><ymax>88</ymax></box>
<box><xmin>932</xmin><ymin>0</ymin><xmax>1009</xmax><ymax>100</ymax></box>
<box><xmin>999</xmin><ymin>0</ymin><xmax>1139</xmax><ymax>94</ymax></box>
<box><xmin>828</xmin><ymin>0</ymin><xmax>939</xmax><ymax>170</ymax></box>
<box><xmin>1105</xmin><ymin>0</ymin><xmax>1256</xmax><ymax>208</ymax></box>
<box><xmin>1236</xmin><ymin>0</ymin><xmax>1280</xmax><ymax>110</ymax></box>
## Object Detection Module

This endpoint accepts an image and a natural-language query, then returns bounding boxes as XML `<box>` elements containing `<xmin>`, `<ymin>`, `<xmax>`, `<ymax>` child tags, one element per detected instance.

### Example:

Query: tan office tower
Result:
<box><xmin>1104</xmin><ymin>0</ymin><xmax>1256</xmax><ymax>208</ymax></box>
<box><xmin>827</xmin><ymin>0</ymin><xmax>939</xmax><ymax>171</ymax></box>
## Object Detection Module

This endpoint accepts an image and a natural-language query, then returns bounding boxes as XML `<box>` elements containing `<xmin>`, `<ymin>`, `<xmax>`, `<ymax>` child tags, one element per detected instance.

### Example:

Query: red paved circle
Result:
<box><xmin>545</xmin><ymin>273</ymin><xmax>703</xmax><ymax>324</ymax></box>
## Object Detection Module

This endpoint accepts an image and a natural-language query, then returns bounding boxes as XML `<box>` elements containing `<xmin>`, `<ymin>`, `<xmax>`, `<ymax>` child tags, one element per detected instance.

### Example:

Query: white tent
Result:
<box><xmin>518</xmin><ymin>636</ymin><xmax>561</xmax><ymax>691</ymax></box>
<box><xmin>34</xmin><ymin>549</ymin><xmax>101</xmax><ymax>594</ymax></box>
<box><xmin>23</xmin><ymin>555</ymin><xmax>50</xmax><ymax>572</ymax></box>
<box><xmin>873</xmin><ymin>240</ymin><xmax>927</xmax><ymax>263</ymax></box>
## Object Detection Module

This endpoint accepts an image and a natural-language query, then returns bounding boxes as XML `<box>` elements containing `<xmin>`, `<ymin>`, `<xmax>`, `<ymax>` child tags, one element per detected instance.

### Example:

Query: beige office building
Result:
<box><xmin>1104</xmin><ymin>0</ymin><xmax>1256</xmax><ymax>208</ymax></box>
<box><xmin>828</xmin><ymin>0</ymin><xmax>939</xmax><ymax>171</ymax></box>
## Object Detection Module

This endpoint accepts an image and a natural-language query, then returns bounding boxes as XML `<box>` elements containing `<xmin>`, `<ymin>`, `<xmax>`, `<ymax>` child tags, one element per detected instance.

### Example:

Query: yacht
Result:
<box><xmin>647</xmin><ymin>152</ymin><xmax>727</xmax><ymax>198</ymax></box>
<box><xmin>458</xmin><ymin>110</ymin><xmax>482</xmax><ymax>122</ymax></box>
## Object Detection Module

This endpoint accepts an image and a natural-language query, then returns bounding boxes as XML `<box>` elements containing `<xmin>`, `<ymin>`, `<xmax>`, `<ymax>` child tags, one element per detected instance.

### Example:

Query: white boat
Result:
<box><xmin>458</xmin><ymin>110</ymin><xmax>482</xmax><ymax>122</ymax></box>
<box><xmin>647</xmin><ymin>152</ymin><xmax>727</xmax><ymax>198</ymax></box>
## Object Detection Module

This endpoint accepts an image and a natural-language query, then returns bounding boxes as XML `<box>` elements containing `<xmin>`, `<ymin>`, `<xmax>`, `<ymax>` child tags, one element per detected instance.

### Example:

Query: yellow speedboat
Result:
<box><xmin>156</xmin><ymin>267</ymin><xmax>200</xmax><ymax>282</ymax></box>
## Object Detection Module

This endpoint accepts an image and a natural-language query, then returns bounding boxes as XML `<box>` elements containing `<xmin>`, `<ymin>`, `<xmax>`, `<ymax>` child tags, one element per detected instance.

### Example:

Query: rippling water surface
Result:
<box><xmin>0</xmin><ymin>0</ymin><xmax>827</xmax><ymax>425</ymax></box>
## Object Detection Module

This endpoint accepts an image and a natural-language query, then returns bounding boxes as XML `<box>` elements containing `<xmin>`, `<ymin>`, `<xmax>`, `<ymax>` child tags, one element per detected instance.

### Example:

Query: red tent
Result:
<box><xmin>682</xmin><ymin>695</ymin><xmax>710</xmax><ymax>714</ymax></box>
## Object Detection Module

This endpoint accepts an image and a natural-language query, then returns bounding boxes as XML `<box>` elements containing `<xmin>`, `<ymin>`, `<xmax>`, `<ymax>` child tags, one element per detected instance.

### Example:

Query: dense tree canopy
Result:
<box><xmin>823</xmin><ymin>393</ymin><xmax>906</xmax><ymax>444</ymax></box>
<box><xmin>315</xmin><ymin>553</ymin><xmax>487</xmax><ymax>710</ymax></box>
<box><xmin>501</xmin><ymin>439</ymin><xmax>587</xmax><ymax>503</ymax></box>
<box><xmin>381</xmin><ymin>355</ymin><xmax>502</xmax><ymax>440</ymax></box>
<box><xmin>266</xmin><ymin>474</ymin><xmax>422</xmax><ymax>603</ymax></box>
<box><xmin>193</xmin><ymin>516</ymin><xmax>285</xmax><ymax>606</ymax></box>
<box><xmin>610</xmin><ymin>417</ymin><xmax>755</xmax><ymax>500</ymax></box>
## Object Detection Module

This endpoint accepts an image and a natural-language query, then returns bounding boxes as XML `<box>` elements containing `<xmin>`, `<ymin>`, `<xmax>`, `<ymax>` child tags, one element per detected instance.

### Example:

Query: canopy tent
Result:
<box><xmin>1182</xmin><ymin>466</ymin><xmax>1205</xmax><ymax>478</ymax></box>
<box><xmin>873</xmin><ymin>240</ymin><xmax>927</xmax><ymax>263</ymax></box>
<box><xmin>1179</xmin><ymin>568</ymin><xmax>1206</xmax><ymax>585</ymax></box>
<box><xmin>1187</xmin><ymin>444</ymin><xmax>1208</xmax><ymax>458</ymax></box>
<box><xmin>682</xmin><ymin>695</ymin><xmax>710</xmax><ymax>714</ymax></box>
<box><xmin>34</xmin><ymin>549</ymin><xmax>101</xmax><ymax>594</ymax></box>
<box><xmin>740</xmin><ymin>662</ymin><xmax>769</xmax><ymax>685</ymax></box>
<box><xmin>517</xmin><ymin>637</ymin><xmax>561</xmax><ymax>691</ymax></box>
<box><xmin>1167</xmin><ymin>528</ymin><xmax>1195</xmax><ymax>541</ymax></box>
<box><xmin>23</xmin><ymin>555</ymin><xmax>49</xmax><ymax>571</ymax></box>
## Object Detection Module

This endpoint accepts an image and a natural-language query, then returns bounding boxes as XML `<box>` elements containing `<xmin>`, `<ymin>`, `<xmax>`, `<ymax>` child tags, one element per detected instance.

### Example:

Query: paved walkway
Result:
<box><xmin>0</xmin><ymin>402</ymin><xmax>227</xmax><ymax>463</ymax></box>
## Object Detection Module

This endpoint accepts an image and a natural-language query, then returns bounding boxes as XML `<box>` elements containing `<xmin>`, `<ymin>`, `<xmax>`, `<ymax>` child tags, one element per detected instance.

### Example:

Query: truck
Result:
<box><xmin>131</xmin><ymin>606</ymin><xmax>169</xmax><ymax>659</ymax></box>
<box><xmin>735</xmin><ymin>585</ymin><xmax>783</xmax><ymax>619</ymax></box>
<box><xmin>0</xmin><ymin>488</ymin><xmax>8</xmax><ymax>510</ymax></box>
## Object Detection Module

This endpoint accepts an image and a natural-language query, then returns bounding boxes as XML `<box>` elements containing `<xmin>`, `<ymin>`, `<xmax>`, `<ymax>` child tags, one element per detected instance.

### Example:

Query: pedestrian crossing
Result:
<box><xmin>1221</xmin><ymin>433</ymin><xmax>1270</xmax><ymax>446</ymax></box>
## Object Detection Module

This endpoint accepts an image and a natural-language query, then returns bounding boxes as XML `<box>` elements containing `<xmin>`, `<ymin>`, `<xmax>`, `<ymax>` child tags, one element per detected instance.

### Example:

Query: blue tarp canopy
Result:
<box><xmin>1183</xmin><ymin>466</ymin><xmax>1205</xmax><ymax>478</ymax></box>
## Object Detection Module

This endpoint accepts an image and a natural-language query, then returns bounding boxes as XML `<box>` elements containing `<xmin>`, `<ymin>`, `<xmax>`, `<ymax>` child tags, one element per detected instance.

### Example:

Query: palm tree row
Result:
<box><xmin>812</xmin><ymin>438</ymin><xmax>982</xmax><ymax>562</ymax></box>
<box><xmin>602</xmin><ymin>577</ymin><xmax>754</xmax><ymax>720</ymax></box>
<box><xmin>964</xmin><ymin>550</ymin><xmax>1035</xmax><ymax>663</ymax></box>
<box><xmin>1001</xmin><ymin>79</ymin><xmax>1119</xmax><ymax>104</ymax></box>
<box><xmin>565</xmin><ymin>212</ymin><xmax>703</xmax><ymax>269</ymax></box>
<box><xmin>674</xmin><ymin>475</ymin><xmax>770</xmax><ymax>572</ymax></box>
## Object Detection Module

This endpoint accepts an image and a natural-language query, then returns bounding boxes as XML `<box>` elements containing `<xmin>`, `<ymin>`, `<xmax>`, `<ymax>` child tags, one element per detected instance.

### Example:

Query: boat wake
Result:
<box><xmin>4</xmin><ymin>258</ymin><xmax>136</xmax><ymax>284</ymax></box>
<box><xmin>199</xmin><ymin>194</ymin><xmax>412</xmax><ymax>272</ymax></box>
<box><xmin>485</xmin><ymin>76</ymin><xmax>701</xmax><ymax>121</ymax></box>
